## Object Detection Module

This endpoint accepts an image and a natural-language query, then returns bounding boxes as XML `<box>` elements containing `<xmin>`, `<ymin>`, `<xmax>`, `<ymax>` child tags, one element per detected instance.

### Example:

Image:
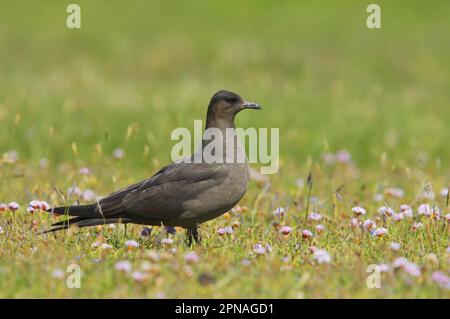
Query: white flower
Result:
<box><xmin>115</xmin><ymin>260</ymin><xmax>132</xmax><ymax>273</ymax></box>
<box><xmin>351</xmin><ymin>206</ymin><xmax>366</xmax><ymax>216</ymax></box>
<box><xmin>372</xmin><ymin>227</ymin><xmax>388</xmax><ymax>237</ymax></box>
<box><xmin>124</xmin><ymin>240</ymin><xmax>139</xmax><ymax>249</ymax></box>
<box><xmin>100</xmin><ymin>243</ymin><xmax>113</xmax><ymax>250</ymax></box>
<box><xmin>411</xmin><ymin>222</ymin><xmax>423</xmax><ymax>231</ymax></box>
<box><xmin>313</xmin><ymin>249</ymin><xmax>332</xmax><ymax>264</ymax></box>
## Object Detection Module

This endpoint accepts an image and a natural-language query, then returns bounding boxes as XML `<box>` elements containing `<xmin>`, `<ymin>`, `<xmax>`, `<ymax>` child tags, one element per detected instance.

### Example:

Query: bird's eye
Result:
<box><xmin>226</xmin><ymin>97</ymin><xmax>238</xmax><ymax>104</ymax></box>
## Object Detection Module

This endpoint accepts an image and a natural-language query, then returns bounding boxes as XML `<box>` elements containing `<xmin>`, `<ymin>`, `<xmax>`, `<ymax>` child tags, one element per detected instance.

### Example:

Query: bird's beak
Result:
<box><xmin>243</xmin><ymin>101</ymin><xmax>262</xmax><ymax>110</ymax></box>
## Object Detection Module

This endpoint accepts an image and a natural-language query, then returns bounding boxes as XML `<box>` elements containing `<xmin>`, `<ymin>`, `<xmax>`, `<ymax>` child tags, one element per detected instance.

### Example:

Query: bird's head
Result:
<box><xmin>206</xmin><ymin>90</ymin><xmax>261</xmax><ymax>128</ymax></box>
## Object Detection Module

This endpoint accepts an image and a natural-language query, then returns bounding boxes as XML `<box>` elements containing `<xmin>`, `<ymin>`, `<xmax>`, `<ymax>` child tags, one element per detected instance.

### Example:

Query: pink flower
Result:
<box><xmin>403</xmin><ymin>262</ymin><xmax>421</xmax><ymax>277</ymax></box>
<box><xmin>113</xmin><ymin>148</ymin><xmax>125</xmax><ymax>160</ymax></box>
<box><xmin>393</xmin><ymin>257</ymin><xmax>408</xmax><ymax>268</ymax></box>
<box><xmin>440</xmin><ymin>188</ymin><xmax>449</xmax><ymax>197</ymax></box>
<box><xmin>0</xmin><ymin>203</ymin><xmax>7</xmax><ymax>212</ymax></box>
<box><xmin>372</xmin><ymin>227</ymin><xmax>388</xmax><ymax>237</ymax></box>
<box><xmin>115</xmin><ymin>260</ymin><xmax>132</xmax><ymax>273</ymax></box>
<box><xmin>336</xmin><ymin>150</ymin><xmax>351</xmax><ymax>163</ymax></box>
<box><xmin>79</xmin><ymin>167</ymin><xmax>91</xmax><ymax>175</ymax></box>
<box><xmin>350</xmin><ymin>217</ymin><xmax>362</xmax><ymax>228</ymax></box>
<box><xmin>374</xmin><ymin>194</ymin><xmax>384</xmax><ymax>202</ymax></box>
<box><xmin>313</xmin><ymin>249</ymin><xmax>332</xmax><ymax>264</ymax></box>
<box><xmin>308</xmin><ymin>212</ymin><xmax>322</xmax><ymax>221</ymax></box>
<box><xmin>363</xmin><ymin>219</ymin><xmax>376</xmax><ymax>231</ymax></box>
<box><xmin>27</xmin><ymin>207</ymin><xmax>36</xmax><ymax>214</ymax></box>
<box><xmin>379</xmin><ymin>264</ymin><xmax>390</xmax><ymax>272</ymax></box>
<box><xmin>392</xmin><ymin>213</ymin><xmax>404</xmax><ymax>222</ymax></box>
<box><xmin>272</xmin><ymin>207</ymin><xmax>286</xmax><ymax>218</ymax></box>
<box><xmin>8</xmin><ymin>202</ymin><xmax>19</xmax><ymax>212</ymax></box>
<box><xmin>217</xmin><ymin>227</ymin><xmax>233</xmax><ymax>236</ymax></box>
<box><xmin>378</xmin><ymin>206</ymin><xmax>394</xmax><ymax>217</ymax></box>
<box><xmin>385</xmin><ymin>187</ymin><xmax>404</xmax><ymax>198</ymax></box>
<box><xmin>390</xmin><ymin>242</ymin><xmax>401</xmax><ymax>251</ymax></box>
<box><xmin>253</xmin><ymin>244</ymin><xmax>270</xmax><ymax>256</ymax></box>
<box><xmin>124</xmin><ymin>240</ymin><xmax>139</xmax><ymax>249</ymax></box>
<box><xmin>315</xmin><ymin>224</ymin><xmax>325</xmax><ymax>233</ymax></box>
<box><xmin>431</xmin><ymin>272</ymin><xmax>450</xmax><ymax>289</ymax></box>
<box><xmin>301</xmin><ymin>229</ymin><xmax>313</xmax><ymax>239</ymax></box>
<box><xmin>184</xmin><ymin>251</ymin><xmax>200</xmax><ymax>263</ymax></box>
<box><xmin>131</xmin><ymin>271</ymin><xmax>149</xmax><ymax>283</ymax></box>
<box><xmin>161</xmin><ymin>238</ymin><xmax>174</xmax><ymax>245</ymax></box>
<box><xmin>29</xmin><ymin>200</ymin><xmax>42</xmax><ymax>210</ymax></box>
<box><xmin>411</xmin><ymin>222</ymin><xmax>423</xmax><ymax>231</ymax></box>
<box><xmin>280</xmin><ymin>226</ymin><xmax>292</xmax><ymax>236</ymax></box>
<box><xmin>445</xmin><ymin>214</ymin><xmax>450</xmax><ymax>222</ymax></box>
<box><xmin>352</xmin><ymin>206</ymin><xmax>366</xmax><ymax>216</ymax></box>
<box><xmin>82</xmin><ymin>189</ymin><xmax>96</xmax><ymax>202</ymax></box>
<box><xmin>418</xmin><ymin>204</ymin><xmax>431</xmax><ymax>216</ymax></box>
<box><xmin>399</xmin><ymin>204</ymin><xmax>413</xmax><ymax>218</ymax></box>
<box><xmin>69</xmin><ymin>186</ymin><xmax>82</xmax><ymax>197</ymax></box>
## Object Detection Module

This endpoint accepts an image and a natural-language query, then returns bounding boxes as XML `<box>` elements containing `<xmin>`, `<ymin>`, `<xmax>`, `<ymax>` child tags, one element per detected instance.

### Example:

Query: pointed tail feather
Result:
<box><xmin>48</xmin><ymin>204</ymin><xmax>101</xmax><ymax>218</ymax></box>
<box><xmin>41</xmin><ymin>217</ymin><xmax>132</xmax><ymax>234</ymax></box>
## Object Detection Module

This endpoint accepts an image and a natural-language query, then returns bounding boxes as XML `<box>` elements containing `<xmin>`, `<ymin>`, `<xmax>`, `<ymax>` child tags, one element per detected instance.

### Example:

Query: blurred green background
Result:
<box><xmin>1</xmin><ymin>0</ymin><xmax>449</xmax><ymax>177</ymax></box>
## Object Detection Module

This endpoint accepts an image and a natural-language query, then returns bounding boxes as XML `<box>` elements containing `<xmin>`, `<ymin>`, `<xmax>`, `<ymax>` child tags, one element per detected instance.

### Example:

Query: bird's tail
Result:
<box><xmin>43</xmin><ymin>204</ymin><xmax>130</xmax><ymax>233</ymax></box>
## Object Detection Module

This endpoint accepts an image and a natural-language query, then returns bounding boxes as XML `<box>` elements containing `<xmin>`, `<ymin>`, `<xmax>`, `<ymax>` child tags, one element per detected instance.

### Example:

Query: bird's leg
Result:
<box><xmin>186</xmin><ymin>225</ymin><xmax>201</xmax><ymax>246</ymax></box>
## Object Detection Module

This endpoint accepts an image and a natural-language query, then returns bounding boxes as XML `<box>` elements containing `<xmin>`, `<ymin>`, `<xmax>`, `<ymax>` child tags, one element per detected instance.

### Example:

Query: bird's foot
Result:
<box><xmin>186</xmin><ymin>225</ymin><xmax>201</xmax><ymax>246</ymax></box>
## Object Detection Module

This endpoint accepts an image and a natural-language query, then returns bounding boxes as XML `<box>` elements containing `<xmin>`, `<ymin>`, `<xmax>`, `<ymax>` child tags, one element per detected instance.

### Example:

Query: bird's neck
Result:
<box><xmin>205</xmin><ymin>112</ymin><xmax>235</xmax><ymax>130</ymax></box>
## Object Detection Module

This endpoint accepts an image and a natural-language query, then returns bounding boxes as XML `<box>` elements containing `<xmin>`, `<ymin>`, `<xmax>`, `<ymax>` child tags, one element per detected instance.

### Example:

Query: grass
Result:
<box><xmin>0</xmin><ymin>0</ymin><xmax>449</xmax><ymax>298</ymax></box>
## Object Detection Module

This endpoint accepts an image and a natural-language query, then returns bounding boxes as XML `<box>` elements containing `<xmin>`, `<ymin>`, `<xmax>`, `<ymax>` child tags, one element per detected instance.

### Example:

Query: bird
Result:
<box><xmin>45</xmin><ymin>90</ymin><xmax>262</xmax><ymax>245</ymax></box>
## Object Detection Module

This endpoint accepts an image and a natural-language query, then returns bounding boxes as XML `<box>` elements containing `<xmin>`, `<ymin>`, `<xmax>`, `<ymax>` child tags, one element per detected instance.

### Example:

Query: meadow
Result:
<box><xmin>0</xmin><ymin>0</ymin><xmax>449</xmax><ymax>298</ymax></box>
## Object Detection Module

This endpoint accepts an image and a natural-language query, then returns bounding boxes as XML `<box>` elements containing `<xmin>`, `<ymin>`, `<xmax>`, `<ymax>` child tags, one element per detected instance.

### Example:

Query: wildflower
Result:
<box><xmin>115</xmin><ymin>260</ymin><xmax>132</xmax><ymax>273</ymax></box>
<box><xmin>79</xmin><ymin>167</ymin><xmax>91</xmax><ymax>175</ymax></box>
<box><xmin>140</xmin><ymin>227</ymin><xmax>153</xmax><ymax>237</ymax></box>
<box><xmin>0</xmin><ymin>226</ymin><xmax>3</xmax><ymax>234</ymax></box>
<box><xmin>350</xmin><ymin>217</ymin><xmax>361</xmax><ymax>228</ymax></box>
<box><xmin>272</xmin><ymin>207</ymin><xmax>286</xmax><ymax>218</ymax></box>
<box><xmin>124</xmin><ymin>240</ymin><xmax>139</xmax><ymax>250</ymax></box>
<box><xmin>392</xmin><ymin>257</ymin><xmax>408</xmax><ymax>268</ymax></box>
<box><xmin>100</xmin><ymin>243</ymin><xmax>113</xmax><ymax>250</ymax></box>
<box><xmin>378</xmin><ymin>206</ymin><xmax>394</xmax><ymax>217</ymax></box>
<box><xmin>445</xmin><ymin>214</ymin><xmax>450</xmax><ymax>222</ymax></box>
<box><xmin>279</xmin><ymin>226</ymin><xmax>292</xmax><ymax>236</ymax></box>
<box><xmin>27</xmin><ymin>207</ymin><xmax>36</xmax><ymax>214</ymax></box>
<box><xmin>253</xmin><ymin>244</ymin><xmax>268</xmax><ymax>256</ymax></box>
<box><xmin>440</xmin><ymin>188</ymin><xmax>449</xmax><ymax>197</ymax></box>
<box><xmin>390</xmin><ymin>242</ymin><xmax>401</xmax><ymax>251</ymax></box>
<box><xmin>91</xmin><ymin>241</ymin><xmax>102</xmax><ymax>248</ymax></box>
<box><xmin>315</xmin><ymin>224</ymin><xmax>325</xmax><ymax>233</ymax></box>
<box><xmin>411</xmin><ymin>222</ymin><xmax>423</xmax><ymax>231</ymax></box>
<box><xmin>8</xmin><ymin>202</ymin><xmax>19</xmax><ymax>212</ymax></box>
<box><xmin>52</xmin><ymin>269</ymin><xmax>65</xmax><ymax>279</ymax></box>
<box><xmin>379</xmin><ymin>264</ymin><xmax>390</xmax><ymax>272</ymax></box>
<box><xmin>363</xmin><ymin>219</ymin><xmax>376</xmax><ymax>231</ymax></box>
<box><xmin>29</xmin><ymin>200</ymin><xmax>42</xmax><ymax>210</ymax></box>
<box><xmin>0</xmin><ymin>203</ymin><xmax>7</xmax><ymax>212</ymax></box>
<box><xmin>301</xmin><ymin>229</ymin><xmax>313</xmax><ymax>239</ymax></box>
<box><xmin>431</xmin><ymin>272</ymin><xmax>450</xmax><ymax>289</ymax></box>
<box><xmin>241</xmin><ymin>259</ymin><xmax>252</xmax><ymax>266</ymax></box>
<box><xmin>336</xmin><ymin>149</ymin><xmax>351</xmax><ymax>163</ymax></box>
<box><xmin>131</xmin><ymin>271</ymin><xmax>149</xmax><ymax>283</ymax></box>
<box><xmin>217</xmin><ymin>227</ymin><xmax>233</xmax><ymax>236</ymax></box>
<box><xmin>374</xmin><ymin>194</ymin><xmax>384</xmax><ymax>202</ymax></box>
<box><xmin>308</xmin><ymin>212</ymin><xmax>322</xmax><ymax>221</ymax></box>
<box><xmin>372</xmin><ymin>227</ymin><xmax>388</xmax><ymax>237</ymax></box>
<box><xmin>399</xmin><ymin>204</ymin><xmax>413</xmax><ymax>218</ymax></box>
<box><xmin>82</xmin><ymin>189</ymin><xmax>96</xmax><ymax>202</ymax></box>
<box><xmin>403</xmin><ymin>262</ymin><xmax>421</xmax><ymax>277</ymax></box>
<box><xmin>161</xmin><ymin>238</ymin><xmax>174</xmax><ymax>245</ymax></box>
<box><xmin>112</xmin><ymin>148</ymin><xmax>125</xmax><ymax>159</ymax></box>
<box><xmin>385</xmin><ymin>187</ymin><xmax>404</xmax><ymax>198</ymax></box>
<box><xmin>392</xmin><ymin>213</ymin><xmax>404</xmax><ymax>222</ymax></box>
<box><xmin>184</xmin><ymin>251</ymin><xmax>200</xmax><ymax>263</ymax></box>
<box><xmin>313</xmin><ymin>249</ymin><xmax>332</xmax><ymax>264</ymax></box>
<box><xmin>40</xmin><ymin>201</ymin><xmax>50</xmax><ymax>211</ymax></box>
<box><xmin>417</xmin><ymin>203</ymin><xmax>431</xmax><ymax>216</ymax></box>
<box><xmin>352</xmin><ymin>206</ymin><xmax>366</xmax><ymax>216</ymax></box>
<box><xmin>68</xmin><ymin>186</ymin><xmax>82</xmax><ymax>197</ymax></box>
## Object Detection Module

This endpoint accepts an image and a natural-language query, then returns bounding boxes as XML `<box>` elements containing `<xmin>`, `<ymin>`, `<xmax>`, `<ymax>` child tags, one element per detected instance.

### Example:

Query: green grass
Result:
<box><xmin>0</xmin><ymin>0</ymin><xmax>449</xmax><ymax>298</ymax></box>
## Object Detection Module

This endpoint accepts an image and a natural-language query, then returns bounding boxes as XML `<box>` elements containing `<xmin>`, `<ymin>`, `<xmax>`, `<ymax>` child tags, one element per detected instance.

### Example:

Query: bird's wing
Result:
<box><xmin>99</xmin><ymin>162</ymin><xmax>227</xmax><ymax>221</ymax></box>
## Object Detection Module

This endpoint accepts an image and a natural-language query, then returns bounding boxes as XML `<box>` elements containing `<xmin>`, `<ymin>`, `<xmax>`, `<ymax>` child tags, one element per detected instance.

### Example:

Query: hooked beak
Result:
<box><xmin>243</xmin><ymin>101</ymin><xmax>262</xmax><ymax>110</ymax></box>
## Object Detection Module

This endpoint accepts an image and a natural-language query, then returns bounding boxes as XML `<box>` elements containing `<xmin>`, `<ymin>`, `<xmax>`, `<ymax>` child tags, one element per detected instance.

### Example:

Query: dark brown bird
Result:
<box><xmin>45</xmin><ymin>90</ymin><xmax>261</xmax><ymax>244</ymax></box>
